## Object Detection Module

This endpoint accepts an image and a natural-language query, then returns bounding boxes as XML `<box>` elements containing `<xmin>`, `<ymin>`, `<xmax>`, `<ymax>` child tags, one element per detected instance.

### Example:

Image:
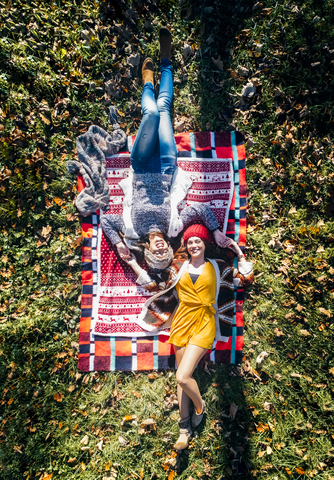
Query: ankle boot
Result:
<box><xmin>159</xmin><ymin>26</ymin><xmax>172</xmax><ymax>60</ymax></box>
<box><xmin>142</xmin><ymin>58</ymin><xmax>154</xmax><ymax>86</ymax></box>
<box><xmin>173</xmin><ymin>417</ymin><xmax>192</xmax><ymax>451</ymax></box>
<box><xmin>191</xmin><ymin>399</ymin><xmax>206</xmax><ymax>429</ymax></box>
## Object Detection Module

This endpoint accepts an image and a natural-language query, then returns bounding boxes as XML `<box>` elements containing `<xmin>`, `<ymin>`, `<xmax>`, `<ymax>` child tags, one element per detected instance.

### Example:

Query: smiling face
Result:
<box><xmin>186</xmin><ymin>236</ymin><xmax>206</xmax><ymax>261</ymax></box>
<box><xmin>149</xmin><ymin>233</ymin><xmax>169</xmax><ymax>258</ymax></box>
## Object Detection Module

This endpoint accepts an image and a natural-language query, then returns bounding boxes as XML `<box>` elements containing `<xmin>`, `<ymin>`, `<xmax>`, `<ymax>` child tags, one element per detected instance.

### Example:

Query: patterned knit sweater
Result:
<box><xmin>100</xmin><ymin>169</ymin><xmax>220</xmax><ymax>246</ymax></box>
<box><xmin>133</xmin><ymin>258</ymin><xmax>254</xmax><ymax>341</ymax></box>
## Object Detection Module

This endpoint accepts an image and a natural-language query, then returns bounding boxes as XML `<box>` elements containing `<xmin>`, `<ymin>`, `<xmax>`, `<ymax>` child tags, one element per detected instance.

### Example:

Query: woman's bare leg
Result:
<box><xmin>174</xmin><ymin>346</ymin><xmax>191</xmax><ymax>420</ymax></box>
<box><xmin>175</xmin><ymin>344</ymin><xmax>208</xmax><ymax>417</ymax></box>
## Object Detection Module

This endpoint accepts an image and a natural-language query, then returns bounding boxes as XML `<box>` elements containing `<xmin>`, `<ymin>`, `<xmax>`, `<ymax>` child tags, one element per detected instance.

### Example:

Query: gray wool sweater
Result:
<box><xmin>100</xmin><ymin>172</ymin><xmax>219</xmax><ymax>246</ymax></box>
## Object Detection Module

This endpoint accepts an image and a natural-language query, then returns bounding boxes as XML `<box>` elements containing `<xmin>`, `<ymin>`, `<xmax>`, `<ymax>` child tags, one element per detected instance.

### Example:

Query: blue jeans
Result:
<box><xmin>131</xmin><ymin>59</ymin><xmax>178</xmax><ymax>175</ymax></box>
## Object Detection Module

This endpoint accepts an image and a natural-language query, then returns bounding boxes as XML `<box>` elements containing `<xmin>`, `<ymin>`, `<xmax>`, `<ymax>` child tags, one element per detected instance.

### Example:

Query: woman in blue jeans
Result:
<box><xmin>101</xmin><ymin>28</ymin><xmax>234</xmax><ymax>271</ymax></box>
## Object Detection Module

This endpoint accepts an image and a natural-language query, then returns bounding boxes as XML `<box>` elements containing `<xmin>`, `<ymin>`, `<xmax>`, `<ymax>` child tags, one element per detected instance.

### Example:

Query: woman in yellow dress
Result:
<box><xmin>169</xmin><ymin>224</ymin><xmax>218</xmax><ymax>450</ymax></box>
<box><xmin>125</xmin><ymin>224</ymin><xmax>253</xmax><ymax>451</ymax></box>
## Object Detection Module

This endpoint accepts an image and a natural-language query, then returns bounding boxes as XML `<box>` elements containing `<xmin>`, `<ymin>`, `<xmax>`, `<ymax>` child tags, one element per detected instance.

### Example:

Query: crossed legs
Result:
<box><xmin>174</xmin><ymin>344</ymin><xmax>208</xmax><ymax>420</ymax></box>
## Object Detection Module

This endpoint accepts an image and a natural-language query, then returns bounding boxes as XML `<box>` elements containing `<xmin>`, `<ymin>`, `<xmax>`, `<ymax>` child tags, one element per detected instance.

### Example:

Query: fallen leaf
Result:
<box><xmin>53</xmin><ymin>392</ymin><xmax>64</xmax><ymax>402</ymax></box>
<box><xmin>212</xmin><ymin>55</ymin><xmax>224</xmax><ymax>70</ymax></box>
<box><xmin>80</xmin><ymin>435</ymin><xmax>89</xmax><ymax>445</ymax></box>
<box><xmin>229</xmin><ymin>403</ymin><xmax>238</xmax><ymax>419</ymax></box>
<box><xmin>319</xmin><ymin>307</ymin><xmax>332</xmax><ymax>317</ymax></box>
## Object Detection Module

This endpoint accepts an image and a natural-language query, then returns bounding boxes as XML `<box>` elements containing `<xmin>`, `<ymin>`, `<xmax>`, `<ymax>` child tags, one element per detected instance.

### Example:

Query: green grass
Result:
<box><xmin>0</xmin><ymin>0</ymin><xmax>334</xmax><ymax>478</ymax></box>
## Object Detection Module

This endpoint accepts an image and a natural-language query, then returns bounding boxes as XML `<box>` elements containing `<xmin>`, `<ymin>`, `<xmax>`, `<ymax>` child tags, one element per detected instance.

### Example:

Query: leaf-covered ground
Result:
<box><xmin>0</xmin><ymin>0</ymin><xmax>334</xmax><ymax>479</ymax></box>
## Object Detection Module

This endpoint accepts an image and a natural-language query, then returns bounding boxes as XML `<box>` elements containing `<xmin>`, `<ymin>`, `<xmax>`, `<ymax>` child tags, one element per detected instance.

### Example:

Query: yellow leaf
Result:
<box><xmin>8</xmin><ymin>398</ymin><xmax>14</xmax><ymax>404</ymax></box>
<box><xmin>168</xmin><ymin>471</ymin><xmax>176</xmax><ymax>480</ymax></box>
<box><xmin>295</xmin><ymin>467</ymin><xmax>305</xmax><ymax>474</ymax></box>
<box><xmin>43</xmin><ymin>475</ymin><xmax>53</xmax><ymax>480</ymax></box>
<box><xmin>118</xmin><ymin>110</ymin><xmax>125</xmax><ymax>116</ymax></box>
<box><xmin>59</xmin><ymin>422</ymin><xmax>63</xmax><ymax>429</ymax></box>
<box><xmin>54</xmin><ymin>196</ymin><xmax>65</xmax><ymax>206</ymax></box>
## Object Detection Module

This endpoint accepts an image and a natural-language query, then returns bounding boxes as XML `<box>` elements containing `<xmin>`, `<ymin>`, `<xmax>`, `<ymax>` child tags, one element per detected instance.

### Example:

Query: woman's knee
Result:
<box><xmin>142</xmin><ymin>103</ymin><xmax>159</xmax><ymax>120</ymax></box>
<box><xmin>176</xmin><ymin>371</ymin><xmax>190</xmax><ymax>388</ymax></box>
<box><xmin>157</xmin><ymin>96</ymin><xmax>172</xmax><ymax>113</ymax></box>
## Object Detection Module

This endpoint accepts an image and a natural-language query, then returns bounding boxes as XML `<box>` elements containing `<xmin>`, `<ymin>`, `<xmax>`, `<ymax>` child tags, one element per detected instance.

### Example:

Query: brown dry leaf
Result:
<box><xmin>229</xmin><ymin>403</ymin><xmax>238</xmax><ymax>420</ymax></box>
<box><xmin>68</xmin><ymin>385</ymin><xmax>75</xmax><ymax>392</ymax></box>
<box><xmin>41</xmin><ymin>225</ymin><xmax>52</xmax><ymax>238</ymax></box>
<box><xmin>53</xmin><ymin>392</ymin><xmax>64</xmax><ymax>402</ymax></box>
<box><xmin>300</xmin><ymin>330</ymin><xmax>311</xmax><ymax>336</ymax></box>
<box><xmin>80</xmin><ymin>435</ymin><xmax>89</xmax><ymax>445</ymax></box>
<box><xmin>267</xmin><ymin>446</ymin><xmax>273</xmax><ymax>455</ymax></box>
<box><xmin>132</xmin><ymin>390</ymin><xmax>141</xmax><ymax>398</ymax></box>
<box><xmin>258</xmin><ymin>450</ymin><xmax>266</xmax><ymax>458</ymax></box>
<box><xmin>212</xmin><ymin>55</ymin><xmax>224</xmax><ymax>70</ymax></box>
<box><xmin>96</xmin><ymin>439</ymin><xmax>103</xmax><ymax>451</ymax></box>
<box><xmin>319</xmin><ymin>307</ymin><xmax>332</xmax><ymax>317</ymax></box>
<box><xmin>39</xmin><ymin>113</ymin><xmax>51</xmax><ymax>125</ymax></box>
<box><xmin>92</xmin><ymin>383</ymin><xmax>102</xmax><ymax>393</ymax></box>
<box><xmin>67</xmin><ymin>458</ymin><xmax>77</xmax><ymax>464</ymax></box>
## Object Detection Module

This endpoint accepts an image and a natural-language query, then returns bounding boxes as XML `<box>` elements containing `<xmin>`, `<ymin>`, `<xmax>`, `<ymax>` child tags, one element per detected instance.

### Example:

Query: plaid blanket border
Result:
<box><xmin>78</xmin><ymin>131</ymin><xmax>246</xmax><ymax>371</ymax></box>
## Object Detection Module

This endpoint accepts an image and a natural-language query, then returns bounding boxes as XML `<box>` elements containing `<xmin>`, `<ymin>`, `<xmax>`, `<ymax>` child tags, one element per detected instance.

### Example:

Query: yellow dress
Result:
<box><xmin>168</xmin><ymin>262</ymin><xmax>216</xmax><ymax>350</ymax></box>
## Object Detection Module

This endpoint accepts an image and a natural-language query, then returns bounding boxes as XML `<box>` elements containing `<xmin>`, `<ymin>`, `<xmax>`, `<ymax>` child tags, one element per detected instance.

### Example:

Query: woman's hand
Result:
<box><xmin>213</xmin><ymin>230</ymin><xmax>234</xmax><ymax>248</ymax></box>
<box><xmin>123</xmin><ymin>253</ymin><xmax>143</xmax><ymax>276</ymax></box>
<box><xmin>123</xmin><ymin>252</ymin><xmax>138</xmax><ymax>266</ymax></box>
<box><xmin>116</xmin><ymin>242</ymin><xmax>130</xmax><ymax>260</ymax></box>
<box><xmin>213</xmin><ymin>230</ymin><xmax>243</xmax><ymax>257</ymax></box>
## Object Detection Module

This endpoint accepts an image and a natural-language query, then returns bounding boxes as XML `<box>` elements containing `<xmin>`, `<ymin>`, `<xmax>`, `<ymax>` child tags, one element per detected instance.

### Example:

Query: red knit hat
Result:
<box><xmin>183</xmin><ymin>224</ymin><xmax>210</xmax><ymax>244</ymax></box>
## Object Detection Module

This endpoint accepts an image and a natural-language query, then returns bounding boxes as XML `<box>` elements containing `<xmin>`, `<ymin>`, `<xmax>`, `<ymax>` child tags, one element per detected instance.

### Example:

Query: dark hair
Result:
<box><xmin>174</xmin><ymin>238</ymin><xmax>235</xmax><ymax>266</ymax></box>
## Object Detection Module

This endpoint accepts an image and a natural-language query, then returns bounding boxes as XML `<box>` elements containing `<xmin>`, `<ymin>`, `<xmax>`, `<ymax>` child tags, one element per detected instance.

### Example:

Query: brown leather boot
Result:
<box><xmin>142</xmin><ymin>58</ymin><xmax>154</xmax><ymax>86</ymax></box>
<box><xmin>159</xmin><ymin>26</ymin><xmax>172</xmax><ymax>60</ymax></box>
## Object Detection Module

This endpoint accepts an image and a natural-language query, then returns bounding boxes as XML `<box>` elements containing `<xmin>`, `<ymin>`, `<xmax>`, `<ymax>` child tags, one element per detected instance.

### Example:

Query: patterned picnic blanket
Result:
<box><xmin>78</xmin><ymin>131</ymin><xmax>247</xmax><ymax>371</ymax></box>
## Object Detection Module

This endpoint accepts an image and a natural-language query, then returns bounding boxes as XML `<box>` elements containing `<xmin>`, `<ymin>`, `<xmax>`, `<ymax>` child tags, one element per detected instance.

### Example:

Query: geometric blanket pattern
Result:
<box><xmin>78</xmin><ymin>131</ymin><xmax>247</xmax><ymax>371</ymax></box>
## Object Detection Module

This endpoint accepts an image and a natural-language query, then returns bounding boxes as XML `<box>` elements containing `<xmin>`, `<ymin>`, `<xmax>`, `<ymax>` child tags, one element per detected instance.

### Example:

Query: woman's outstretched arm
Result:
<box><xmin>100</xmin><ymin>214</ymin><xmax>130</xmax><ymax>259</ymax></box>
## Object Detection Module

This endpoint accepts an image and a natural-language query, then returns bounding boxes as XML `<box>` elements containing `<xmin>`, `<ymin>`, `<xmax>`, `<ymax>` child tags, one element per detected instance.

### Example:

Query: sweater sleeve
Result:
<box><xmin>100</xmin><ymin>214</ymin><xmax>125</xmax><ymax>245</ymax></box>
<box><xmin>179</xmin><ymin>203</ymin><xmax>220</xmax><ymax>232</ymax></box>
